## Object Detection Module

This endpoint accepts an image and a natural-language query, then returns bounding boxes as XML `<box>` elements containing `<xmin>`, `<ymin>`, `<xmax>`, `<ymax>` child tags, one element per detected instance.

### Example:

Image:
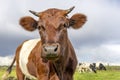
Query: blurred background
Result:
<box><xmin>0</xmin><ymin>0</ymin><xmax>120</xmax><ymax>65</ymax></box>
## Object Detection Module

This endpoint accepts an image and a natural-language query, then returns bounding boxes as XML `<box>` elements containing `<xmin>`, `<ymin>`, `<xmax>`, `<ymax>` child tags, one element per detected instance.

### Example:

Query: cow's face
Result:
<box><xmin>19</xmin><ymin>7</ymin><xmax>87</xmax><ymax>61</ymax></box>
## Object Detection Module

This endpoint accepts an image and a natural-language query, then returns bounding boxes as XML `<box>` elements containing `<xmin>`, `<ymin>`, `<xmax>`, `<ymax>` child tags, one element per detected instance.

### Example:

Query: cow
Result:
<box><xmin>93</xmin><ymin>63</ymin><xmax>107</xmax><ymax>71</ymax></box>
<box><xmin>2</xmin><ymin>6</ymin><xmax>87</xmax><ymax>80</ymax></box>
<box><xmin>78</xmin><ymin>63</ymin><xmax>96</xmax><ymax>73</ymax></box>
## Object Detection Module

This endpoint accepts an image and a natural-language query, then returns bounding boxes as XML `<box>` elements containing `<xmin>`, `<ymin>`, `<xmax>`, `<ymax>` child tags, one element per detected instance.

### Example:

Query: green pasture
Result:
<box><xmin>0</xmin><ymin>66</ymin><xmax>16</xmax><ymax>80</ymax></box>
<box><xmin>0</xmin><ymin>66</ymin><xmax>120</xmax><ymax>80</ymax></box>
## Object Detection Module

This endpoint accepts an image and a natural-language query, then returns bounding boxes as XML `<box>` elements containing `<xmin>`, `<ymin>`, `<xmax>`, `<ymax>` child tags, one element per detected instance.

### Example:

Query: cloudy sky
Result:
<box><xmin>0</xmin><ymin>0</ymin><xmax>120</xmax><ymax>65</ymax></box>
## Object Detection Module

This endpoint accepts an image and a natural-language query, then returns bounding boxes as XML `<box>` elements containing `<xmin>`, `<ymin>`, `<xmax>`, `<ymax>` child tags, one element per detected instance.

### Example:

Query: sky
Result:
<box><xmin>0</xmin><ymin>0</ymin><xmax>120</xmax><ymax>65</ymax></box>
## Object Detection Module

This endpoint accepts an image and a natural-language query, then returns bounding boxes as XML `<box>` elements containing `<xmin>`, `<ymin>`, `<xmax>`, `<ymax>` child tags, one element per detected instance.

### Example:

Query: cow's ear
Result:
<box><xmin>69</xmin><ymin>13</ymin><xmax>87</xmax><ymax>29</ymax></box>
<box><xmin>19</xmin><ymin>16</ymin><xmax>38</xmax><ymax>31</ymax></box>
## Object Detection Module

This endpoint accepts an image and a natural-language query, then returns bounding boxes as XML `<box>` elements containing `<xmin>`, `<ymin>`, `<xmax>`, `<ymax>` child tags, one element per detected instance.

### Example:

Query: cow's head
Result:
<box><xmin>19</xmin><ymin>6</ymin><xmax>87</xmax><ymax>61</ymax></box>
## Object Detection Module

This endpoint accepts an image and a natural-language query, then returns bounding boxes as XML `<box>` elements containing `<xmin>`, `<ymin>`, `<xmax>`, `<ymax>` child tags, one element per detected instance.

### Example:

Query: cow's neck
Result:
<box><xmin>53</xmin><ymin>39</ymin><xmax>70</xmax><ymax>80</ymax></box>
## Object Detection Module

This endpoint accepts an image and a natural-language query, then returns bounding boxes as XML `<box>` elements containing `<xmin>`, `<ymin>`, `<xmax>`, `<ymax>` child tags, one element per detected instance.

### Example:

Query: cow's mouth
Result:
<box><xmin>45</xmin><ymin>54</ymin><xmax>59</xmax><ymax>60</ymax></box>
<box><xmin>42</xmin><ymin>53</ymin><xmax>58</xmax><ymax>60</ymax></box>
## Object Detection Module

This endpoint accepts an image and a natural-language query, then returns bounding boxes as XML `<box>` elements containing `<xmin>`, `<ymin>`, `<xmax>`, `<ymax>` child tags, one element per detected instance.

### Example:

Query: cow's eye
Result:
<box><xmin>38</xmin><ymin>25</ymin><xmax>45</xmax><ymax>31</ymax></box>
<box><xmin>58</xmin><ymin>24</ymin><xmax>64</xmax><ymax>30</ymax></box>
<box><xmin>58</xmin><ymin>24</ymin><xmax>67</xmax><ymax>31</ymax></box>
<box><xmin>63</xmin><ymin>23</ymin><xmax>68</xmax><ymax>28</ymax></box>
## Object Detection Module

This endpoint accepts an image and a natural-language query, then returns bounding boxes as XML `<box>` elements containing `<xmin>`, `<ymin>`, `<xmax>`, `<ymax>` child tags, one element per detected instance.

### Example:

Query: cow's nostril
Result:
<box><xmin>44</xmin><ymin>47</ymin><xmax>47</xmax><ymax>52</ymax></box>
<box><xmin>54</xmin><ymin>45</ymin><xmax>58</xmax><ymax>52</ymax></box>
<box><xmin>43</xmin><ymin>43</ymin><xmax>60</xmax><ymax>54</ymax></box>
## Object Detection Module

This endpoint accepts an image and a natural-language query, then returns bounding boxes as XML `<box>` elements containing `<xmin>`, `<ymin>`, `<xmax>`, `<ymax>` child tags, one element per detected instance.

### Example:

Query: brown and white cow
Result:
<box><xmin>2</xmin><ymin>6</ymin><xmax>87</xmax><ymax>80</ymax></box>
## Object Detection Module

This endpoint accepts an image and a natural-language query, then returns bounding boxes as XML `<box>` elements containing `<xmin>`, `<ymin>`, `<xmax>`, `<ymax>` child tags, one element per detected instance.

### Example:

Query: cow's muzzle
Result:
<box><xmin>42</xmin><ymin>43</ymin><xmax>60</xmax><ymax>60</ymax></box>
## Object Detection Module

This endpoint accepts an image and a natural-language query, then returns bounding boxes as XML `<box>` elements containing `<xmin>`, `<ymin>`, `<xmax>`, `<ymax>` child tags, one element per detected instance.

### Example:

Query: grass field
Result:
<box><xmin>0</xmin><ymin>66</ymin><xmax>120</xmax><ymax>80</ymax></box>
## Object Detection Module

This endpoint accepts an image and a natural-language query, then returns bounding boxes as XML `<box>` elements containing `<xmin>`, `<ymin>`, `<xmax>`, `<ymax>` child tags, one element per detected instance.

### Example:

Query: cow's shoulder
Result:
<box><xmin>19</xmin><ymin>38</ymin><xmax>41</xmax><ymax>59</ymax></box>
<box><xmin>18</xmin><ymin>39</ymin><xmax>40</xmax><ymax>79</ymax></box>
<box><xmin>19</xmin><ymin>38</ymin><xmax>41</xmax><ymax>57</ymax></box>
<box><xmin>16</xmin><ymin>38</ymin><xmax>41</xmax><ymax>52</ymax></box>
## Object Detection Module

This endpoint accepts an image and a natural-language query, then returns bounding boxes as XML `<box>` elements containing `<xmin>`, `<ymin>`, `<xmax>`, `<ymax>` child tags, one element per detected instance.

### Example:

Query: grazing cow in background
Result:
<box><xmin>93</xmin><ymin>63</ymin><xmax>107</xmax><ymax>71</ymax></box>
<box><xmin>78</xmin><ymin>63</ymin><xmax>96</xmax><ymax>73</ymax></box>
<box><xmin>2</xmin><ymin>6</ymin><xmax>87</xmax><ymax>80</ymax></box>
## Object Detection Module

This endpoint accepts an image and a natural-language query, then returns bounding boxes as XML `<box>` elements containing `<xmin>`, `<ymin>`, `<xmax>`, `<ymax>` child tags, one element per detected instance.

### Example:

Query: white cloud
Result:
<box><xmin>0</xmin><ymin>0</ymin><xmax>120</xmax><ymax>64</ymax></box>
<box><xmin>75</xmin><ymin>44</ymin><xmax>120</xmax><ymax>64</ymax></box>
<box><xmin>0</xmin><ymin>56</ymin><xmax>14</xmax><ymax>66</ymax></box>
<box><xmin>103</xmin><ymin>44</ymin><xmax>120</xmax><ymax>56</ymax></box>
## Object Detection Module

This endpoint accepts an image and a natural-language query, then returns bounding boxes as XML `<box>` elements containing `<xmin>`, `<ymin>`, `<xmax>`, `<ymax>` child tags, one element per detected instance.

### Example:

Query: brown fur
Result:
<box><xmin>70</xmin><ymin>13</ymin><xmax>87</xmax><ymax>29</ymax></box>
<box><xmin>2</xmin><ymin>7</ymin><xmax>87</xmax><ymax>80</ymax></box>
<box><xmin>19</xmin><ymin>16</ymin><xmax>37</xmax><ymax>31</ymax></box>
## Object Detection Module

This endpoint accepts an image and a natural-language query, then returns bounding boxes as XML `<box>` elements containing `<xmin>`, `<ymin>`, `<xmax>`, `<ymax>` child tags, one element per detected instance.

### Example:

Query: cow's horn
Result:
<box><xmin>66</xmin><ymin>6</ymin><xmax>75</xmax><ymax>14</ymax></box>
<box><xmin>29</xmin><ymin>10</ymin><xmax>39</xmax><ymax>17</ymax></box>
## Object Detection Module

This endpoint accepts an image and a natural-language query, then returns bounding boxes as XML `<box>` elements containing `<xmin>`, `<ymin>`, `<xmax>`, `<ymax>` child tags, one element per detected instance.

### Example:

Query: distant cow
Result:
<box><xmin>78</xmin><ymin>63</ymin><xmax>96</xmax><ymax>73</ymax></box>
<box><xmin>2</xmin><ymin>6</ymin><xmax>87</xmax><ymax>80</ymax></box>
<box><xmin>93</xmin><ymin>63</ymin><xmax>107</xmax><ymax>71</ymax></box>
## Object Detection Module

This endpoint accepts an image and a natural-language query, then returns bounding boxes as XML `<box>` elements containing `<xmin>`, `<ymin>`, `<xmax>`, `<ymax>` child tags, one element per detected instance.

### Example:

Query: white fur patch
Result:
<box><xmin>19</xmin><ymin>39</ymin><xmax>40</xmax><ymax>79</ymax></box>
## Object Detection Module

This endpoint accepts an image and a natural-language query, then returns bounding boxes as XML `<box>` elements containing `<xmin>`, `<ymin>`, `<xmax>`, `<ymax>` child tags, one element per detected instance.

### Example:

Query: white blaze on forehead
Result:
<box><xmin>19</xmin><ymin>38</ymin><xmax>40</xmax><ymax>79</ymax></box>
